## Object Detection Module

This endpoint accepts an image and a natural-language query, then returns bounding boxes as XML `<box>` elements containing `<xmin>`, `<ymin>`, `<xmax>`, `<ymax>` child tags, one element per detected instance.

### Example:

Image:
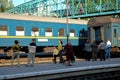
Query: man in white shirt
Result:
<box><xmin>106</xmin><ymin>40</ymin><xmax>111</xmax><ymax>59</ymax></box>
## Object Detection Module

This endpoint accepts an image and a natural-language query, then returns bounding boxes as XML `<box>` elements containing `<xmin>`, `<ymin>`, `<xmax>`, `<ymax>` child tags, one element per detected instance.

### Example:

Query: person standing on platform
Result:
<box><xmin>11</xmin><ymin>40</ymin><xmax>20</xmax><ymax>67</ymax></box>
<box><xmin>27</xmin><ymin>39</ymin><xmax>37</xmax><ymax>67</ymax></box>
<box><xmin>91</xmin><ymin>40</ymin><xmax>98</xmax><ymax>61</ymax></box>
<box><xmin>58</xmin><ymin>39</ymin><xmax>64</xmax><ymax>63</ymax></box>
<box><xmin>105</xmin><ymin>40</ymin><xmax>111</xmax><ymax>59</ymax></box>
<box><xmin>84</xmin><ymin>40</ymin><xmax>92</xmax><ymax>61</ymax></box>
<box><xmin>98</xmin><ymin>40</ymin><xmax>106</xmax><ymax>61</ymax></box>
<box><xmin>64</xmin><ymin>41</ymin><xmax>75</xmax><ymax>66</ymax></box>
<box><xmin>53</xmin><ymin>46</ymin><xmax>59</xmax><ymax>64</ymax></box>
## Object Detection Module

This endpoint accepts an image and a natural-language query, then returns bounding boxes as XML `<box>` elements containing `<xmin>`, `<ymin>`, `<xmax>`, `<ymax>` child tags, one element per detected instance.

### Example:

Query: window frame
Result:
<box><xmin>0</xmin><ymin>25</ymin><xmax>8</xmax><ymax>36</ymax></box>
<box><xmin>16</xmin><ymin>26</ymin><xmax>25</xmax><ymax>36</ymax></box>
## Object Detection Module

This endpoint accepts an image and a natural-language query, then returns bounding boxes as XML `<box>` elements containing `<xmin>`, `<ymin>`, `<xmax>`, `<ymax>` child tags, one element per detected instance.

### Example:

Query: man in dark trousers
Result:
<box><xmin>98</xmin><ymin>40</ymin><xmax>106</xmax><ymax>61</ymax></box>
<box><xmin>27</xmin><ymin>39</ymin><xmax>37</xmax><ymax>67</ymax></box>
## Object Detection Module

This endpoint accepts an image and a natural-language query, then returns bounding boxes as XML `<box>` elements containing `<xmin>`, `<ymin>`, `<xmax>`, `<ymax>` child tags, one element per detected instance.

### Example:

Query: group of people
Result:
<box><xmin>11</xmin><ymin>39</ymin><xmax>36</xmax><ymax>67</ymax></box>
<box><xmin>53</xmin><ymin>39</ymin><xmax>75</xmax><ymax>66</ymax></box>
<box><xmin>8</xmin><ymin>38</ymin><xmax>112</xmax><ymax>67</ymax></box>
<box><xmin>84</xmin><ymin>39</ymin><xmax>111</xmax><ymax>61</ymax></box>
<box><xmin>11</xmin><ymin>39</ymin><xmax>75</xmax><ymax>67</ymax></box>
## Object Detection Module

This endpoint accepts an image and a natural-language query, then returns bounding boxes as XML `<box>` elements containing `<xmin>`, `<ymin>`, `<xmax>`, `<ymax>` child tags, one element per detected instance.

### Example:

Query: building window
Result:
<box><xmin>45</xmin><ymin>28</ymin><xmax>52</xmax><ymax>36</ymax></box>
<box><xmin>31</xmin><ymin>27</ymin><xmax>39</xmax><ymax>36</ymax></box>
<box><xmin>70</xmin><ymin>29</ymin><xmax>75</xmax><ymax>37</ymax></box>
<box><xmin>16</xmin><ymin>27</ymin><xmax>24</xmax><ymax>36</ymax></box>
<box><xmin>0</xmin><ymin>26</ymin><xmax>8</xmax><ymax>36</ymax></box>
<box><xmin>58</xmin><ymin>29</ymin><xmax>64</xmax><ymax>36</ymax></box>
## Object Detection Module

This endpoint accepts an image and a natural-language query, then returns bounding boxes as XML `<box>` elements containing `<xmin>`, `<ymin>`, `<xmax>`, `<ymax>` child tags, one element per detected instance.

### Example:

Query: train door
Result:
<box><xmin>94</xmin><ymin>27</ymin><xmax>101</xmax><ymax>42</ymax></box>
<box><xmin>90</xmin><ymin>27</ymin><xmax>101</xmax><ymax>43</ymax></box>
<box><xmin>113</xmin><ymin>27</ymin><xmax>118</xmax><ymax>46</ymax></box>
<box><xmin>89</xmin><ymin>27</ymin><xmax>101</xmax><ymax>43</ymax></box>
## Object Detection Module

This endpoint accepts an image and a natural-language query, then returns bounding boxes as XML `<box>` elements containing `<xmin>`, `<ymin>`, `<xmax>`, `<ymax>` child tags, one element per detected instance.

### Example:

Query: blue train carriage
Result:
<box><xmin>0</xmin><ymin>13</ymin><xmax>88</xmax><ymax>53</ymax></box>
<box><xmin>88</xmin><ymin>16</ymin><xmax>120</xmax><ymax>55</ymax></box>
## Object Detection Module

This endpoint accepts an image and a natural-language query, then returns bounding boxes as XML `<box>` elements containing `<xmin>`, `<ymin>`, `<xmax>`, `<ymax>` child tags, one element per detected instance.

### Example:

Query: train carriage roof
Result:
<box><xmin>88</xmin><ymin>16</ymin><xmax>120</xmax><ymax>27</ymax></box>
<box><xmin>0</xmin><ymin>13</ymin><xmax>88</xmax><ymax>25</ymax></box>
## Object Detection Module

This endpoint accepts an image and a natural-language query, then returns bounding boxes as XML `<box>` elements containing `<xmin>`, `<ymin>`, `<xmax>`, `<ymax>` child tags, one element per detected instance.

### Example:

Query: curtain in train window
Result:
<box><xmin>31</xmin><ymin>27</ymin><xmax>39</xmax><ymax>36</ymax></box>
<box><xmin>58</xmin><ymin>29</ymin><xmax>64</xmax><ymax>36</ymax></box>
<box><xmin>70</xmin><ymin>29</ymin><xmax>75</xmax><ymax>37</ymax></box>
<box><xmin>45</xmin><ymin>28</ymin><xmax>52</xmax><ymax>36</ymax></box>
<box><xmin>16</xmin><ymin>27</ymin><xmax>24</xmax><ymax>36</ymax></box>
<box><xmin>114</xmin><ymin>28</ymin><xmax>117</xmax><ymax>37</ymax></box>
<box><xmin>0</xmin><ymin>26</ymin><xmax>8</xmax><ymax>36</ymax></box>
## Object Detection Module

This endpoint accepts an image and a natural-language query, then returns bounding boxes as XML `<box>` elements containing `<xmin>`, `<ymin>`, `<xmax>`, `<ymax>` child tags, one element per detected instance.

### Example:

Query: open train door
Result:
<box><xmin>89</xmin><ymin>26</ymin><xmax>103</xmax><ymax>44</ymax></box>
<box><xmin>93</xmin><ymin>27</ymin><xmax>101</xmax><ymax>43</ymax></box>
<box><xmin>112</xmin><ymin>26</ymin><xmax>118</xmax><ymax>47</ymax></box>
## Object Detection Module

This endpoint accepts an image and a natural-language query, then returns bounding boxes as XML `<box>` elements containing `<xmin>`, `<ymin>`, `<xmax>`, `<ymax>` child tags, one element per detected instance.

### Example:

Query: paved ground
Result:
<box><xmin>0</xmin><ymin>58</ymin><xmax>120</xmax><ymax>77</ymax></box>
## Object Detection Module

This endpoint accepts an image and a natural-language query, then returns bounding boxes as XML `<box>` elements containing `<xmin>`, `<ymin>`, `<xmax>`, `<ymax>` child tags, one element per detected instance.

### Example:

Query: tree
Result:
<box><xmin>7</xmin><ymin>0</ymin><xmax>14</xmax><ymax>10</ymax></box>
<box><xmin>0</xmin><ymin>0</ymin><xmax>14</xmax><ymax>12</ymax></box>
<box><xmin>9</xmin><ymin>0</ymin><xmax>14</xmax><ymax>8</ymax></box>
<box><xmin>0</xmin><ymin>4</ymin><xmax>5</xmax><ymax>12</ymax></box>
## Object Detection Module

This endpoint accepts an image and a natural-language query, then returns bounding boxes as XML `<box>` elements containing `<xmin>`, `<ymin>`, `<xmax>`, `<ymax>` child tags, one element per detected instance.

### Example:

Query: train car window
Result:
<box><xmin>58</xmin><ymin>29</ymin><xmax>64</xmax><ymax>36</ymax></box>
<box><xmin>31</xmin><ymin>27</ymin><xmax>39</xmax><ymax>36</ymax></box>
<box><xmin>45</xmin><ymin>28</ymin><xmax>52</xmax><ymax>36</ymax></box>
<box><xmin>0</xmin><ymin>26</ymin><xmax>8</xmax><ymax>36</ymax></box>
<box><xmin>70</xmin><ymin>29</ymin><xmax>75</xmax><ymax>37</ymax></box>
<box><xmin>16</xmin><ymin>27</ymin><xmax>24</xmax><ymax>36</ymax></box>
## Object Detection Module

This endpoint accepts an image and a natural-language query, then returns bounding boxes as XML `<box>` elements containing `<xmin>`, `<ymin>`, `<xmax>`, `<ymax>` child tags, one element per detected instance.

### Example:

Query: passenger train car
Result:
<box><xmin>88</xmin><ymin>16</ymin><xmax>120</xmax><ymax>47</ymax></box>
<box><xmin>88</xmin><ymin>16</ymin><xmax>120</xmax><ymax>56</ymax></box>
<box><xmin>0</xmin><ymin>13</ymin><xmax>88</xmax><ymax>52</ymax></box>
<box><xmin>0</xmin><ymin>13</ymin><xmax>120</xmax><ymax>57</ymax></box>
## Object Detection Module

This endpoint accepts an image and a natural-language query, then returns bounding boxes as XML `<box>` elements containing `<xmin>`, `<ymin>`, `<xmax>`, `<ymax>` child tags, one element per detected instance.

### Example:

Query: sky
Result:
<box><xmin>12</xmin><ymin>0</ymin><xmax>31</xmax><ymax>6</ymax></box>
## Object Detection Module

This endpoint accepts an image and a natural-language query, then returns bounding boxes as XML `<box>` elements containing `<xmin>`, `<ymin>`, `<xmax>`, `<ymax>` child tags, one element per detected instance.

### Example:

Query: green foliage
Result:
<box><xmin>68</xmin><ymin>0</ymin><xmax>117</xmax><ymax>12</ymax></box>
<box><xmin>0</xmin><ymin>0</ymin><xmax>14</xmax><ymax>12</ymax></box>
<box><xmin>0</xmin><ymin>5</ymin><xmax>5</xmax><ymax>12</ymax></box>
<box><xmin>67</xmin><ymin>0</ymin><xmax>119</xmax><ymax>19</ymax></box>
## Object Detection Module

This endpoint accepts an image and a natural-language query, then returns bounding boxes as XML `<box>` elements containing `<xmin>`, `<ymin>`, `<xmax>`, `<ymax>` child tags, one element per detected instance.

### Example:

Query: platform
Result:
<box><xmin>0</xmin><ymin>58</ymin><xmax>120</xmax><ymax>80</ymax></box>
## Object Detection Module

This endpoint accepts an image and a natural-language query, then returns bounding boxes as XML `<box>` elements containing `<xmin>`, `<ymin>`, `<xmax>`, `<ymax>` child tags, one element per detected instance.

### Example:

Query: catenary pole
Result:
<box><xmin>66</xmin><ymin>0</ymin><xmax>69</xmax><ymax>43</ymax></box>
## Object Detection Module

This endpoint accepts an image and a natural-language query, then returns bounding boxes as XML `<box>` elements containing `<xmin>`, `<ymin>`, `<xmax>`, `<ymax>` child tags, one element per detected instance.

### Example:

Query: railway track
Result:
<box><xmin>56</xmin><ymin>71</ymin><xmax>120</xmax><ymax>80</ymax></box>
